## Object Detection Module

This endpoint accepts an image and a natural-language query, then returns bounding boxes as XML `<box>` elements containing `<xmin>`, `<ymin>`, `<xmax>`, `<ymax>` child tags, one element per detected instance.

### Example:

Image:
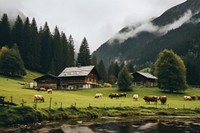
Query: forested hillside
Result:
<box><xmin>0</xmin><ymin>14</ymin><xmax>75</xmax><ymax>76</ymax></box>
<box><xmin>93</xmin><ymin>0</ymin><xmax>200</xmax><ymax>85</ymax></box>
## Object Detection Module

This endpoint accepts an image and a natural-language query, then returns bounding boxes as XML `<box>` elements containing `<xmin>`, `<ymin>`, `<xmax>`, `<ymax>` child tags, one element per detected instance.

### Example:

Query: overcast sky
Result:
<box><xmin>0</xmin><ymin>0</ymin><xmax>186</xmax><ymax>52</ymax></box>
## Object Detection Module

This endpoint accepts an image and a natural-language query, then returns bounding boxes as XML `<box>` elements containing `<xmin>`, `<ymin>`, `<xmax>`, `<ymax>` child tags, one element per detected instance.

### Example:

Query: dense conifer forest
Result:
<box><xmin>0</xmin><ymin>14</ymin><xmax>75</xmax><ymax>76</ymax></box>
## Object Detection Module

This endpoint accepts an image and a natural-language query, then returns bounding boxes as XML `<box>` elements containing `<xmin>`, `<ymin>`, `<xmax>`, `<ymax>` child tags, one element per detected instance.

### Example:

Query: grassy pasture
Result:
<box><xmin>1</xmin><ymin>75</ymin><xmax>200</xmax><ymax>109</ymax></box>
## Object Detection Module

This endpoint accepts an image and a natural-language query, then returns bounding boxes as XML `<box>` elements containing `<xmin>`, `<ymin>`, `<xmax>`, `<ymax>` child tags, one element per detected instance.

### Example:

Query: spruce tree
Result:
<box><xmin>77</xmin><ymin>37</ymin><xmax>91</xmax><ymax>66</ymax></box>
<box><xmin>107</xmin><ymin>62</ymin><xmax>117</xmax><ymax>84</ymax></box>
<box><xmin>61</xmin><ymin>32</ymin><xmax>69</xmax><ymax>68</ymax></box>
<box><xmin>68</xmin><ymin>35</ymin><xmax>75</xmax><ymax>66</ymax></box>
<box><xmin>0</xmin><ymin>14</ymin><xmax>11</xmax><ymax>47</ymax></box>
<box><xmin>11</xmin><ymin>15</ymin><xmax>24</xmax><ymax>51</ymax></box>
<box><xmin>117</xmin><ymin>65</ymin><xmax>133</xmax><ymax>92</ymax></box>
<box><xmin>97</xmin><ymin>60</ymin><xmax>107</xmax><ymax>82</ymax></box>
<box><xmin>154</xmin><ymin>49</ymin><xmax>187</xmax><ymax>93</ymax></box>
<box><xmin>51</xmin><ymin>26</ymin><xmax>63</xmax><ymax>75</ymax></box>
<box><xmin>21</xmin><ymin>17</ymin><xmax>31</xmax><ymax>68</ymax></box>
<box><xmin>39</xmin><ymin>22</ymin><xmax>53</xmax><ymax>73</ymax></box>
<box><xmin>113</xmin><ymin>62</ymin><xmax>120</xmax><ymax>79</ymax></box>
<box><xmin>28</xmin><ymin>18</ymin><xmax>41</xmax><ymax>70</ymax></box>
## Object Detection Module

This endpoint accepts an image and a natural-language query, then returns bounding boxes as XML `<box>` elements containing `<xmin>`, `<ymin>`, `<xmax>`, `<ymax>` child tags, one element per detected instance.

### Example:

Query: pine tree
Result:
<box><xmin>61</xmin><ymin>32</ymin><xmax>69</xmax><ymax>68</ymax></box>
<box><xmin>11</xmin><ymin>15</ymin><xmax>24</xmax><ymax>51</ymax></box>
<box><xmin>68</xmin><ymin>35</ymin><xmax>75</xmax><ymax>66</ymax></box>
<box><xmin>51</xmin><ymin>26</ymin><xmax>62</xmax><ymax>75</ymax></box>
<box><xmin>117</xmin><ymin>65</ymin><xmax>133</xmax><ymax>92</ymax></box>
<box><xmin>97</xmin><ymin>60</ymin><xmax>107</xmax><ymax>82</ymax></box>
<box><xmin>0</xmin><ymin>14</ymin><xmax>11</xmax><ymax>47</ymax></box>
<box><xmin>28</xmin><ymin>18</ymin><xmax>41</xmax><ymax>70</ymax></box>
<box><xmin>154</xmin><ymin>49</ymin><xmax>187</xmax><ymax>93</ymax></box>
<box><xmin>39</xmin><ymin>22</ymin><xmax>53</xmax><ymax>73</ymax></box>
<box><xmin>21</xmin><ymin>17</ymin><xmax>31</xmax><ymax>68</ymax></box>
<box><xmin>113</xmin><ymin>62</ymin><xmax>120</xmax><ymax>79</ymax></box>
<box><xmin>107</xmin><ymin>62</ymin><xmax>117</xmax><ymax>84</ymax></box>
<box><xmin>77</xmin><ymin>37</ymin><xmax>91</xmax><ymax>66</ymax></box>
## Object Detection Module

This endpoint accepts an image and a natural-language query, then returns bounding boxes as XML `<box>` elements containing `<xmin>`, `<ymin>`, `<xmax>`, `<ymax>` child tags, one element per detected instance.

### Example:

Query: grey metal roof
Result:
<box><xmin>137</xmin><ymin>71</ymin><xmax>157</xmax><ymax>80</ymax></box>
<box><xmin>58</xmin><ymin>66</ymin><xmax>95</xmax><ymax>77</ymax></box>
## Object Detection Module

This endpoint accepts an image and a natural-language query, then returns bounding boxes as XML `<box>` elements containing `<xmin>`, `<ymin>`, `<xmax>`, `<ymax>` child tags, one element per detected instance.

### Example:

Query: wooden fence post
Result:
<box><xmin>34</xmin><ymin>101</ymin><xmax>37</xmax><ymax>110</ymax></box>
<box><xmin>21</xmin><ymin>99</ymin><xmax>25</xmax><ymax>106</ymax></box>
<box><xmin>49</xmin><ymin>97</ymin><xmax>52</xmax><ymax>110</ymax></box>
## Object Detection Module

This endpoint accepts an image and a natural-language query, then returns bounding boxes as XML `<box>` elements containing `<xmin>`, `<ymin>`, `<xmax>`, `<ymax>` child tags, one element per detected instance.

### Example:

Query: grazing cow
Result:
<box><xmin>143</xmin><ymin>96</ymin><xmax>158</xmax><ymax>104</ymax></box>
<box><xmin>119</xmin><ymin>93</ymin><xmax>126</xmax><ymax>97</ymax></box>
<box><xmin>94</xmin><ymin>93</ymin><xmax>103</xmax><ymax>98</ymax></box>
<box><xmin>47</xmin><ymin>89</ymin><xmax>53</xmax><ymax>94</ymax></box>
<box><xmin>109</xmin><ymin>93</ymin><xmax>120</xmax><ymax>99</ymax></box>
<box><xmin>197</xmin><ymin>96</ymin><xmax>200</xmax><ymax>100</ymax></box>
<box><xmin>39</xmin><ymin>88</ymin><xmax>46</xmax><ymax>92</ymax></box>
<box><xmin>190</xmin><ymin>96</ymin><xmax>196</xmax><ymax>101</ymax></box>
<box><xmin>34</xmin><ymin>95</ymin><xmax>45</xmax><ymax>102</ymax></box>
<box><xmin>133</xmin><ymin>94</ymin><xmax>139</xmax><ymax>101</ymax></box>
<box><xmin>158</xmin><ymin>96</ymin><xmax>167</xmax><ymax>104</ymax></box>
<box><xmin>184</xmin><ymin>96</ymin><xmax>193</xmax><ymax>101</ymax></box>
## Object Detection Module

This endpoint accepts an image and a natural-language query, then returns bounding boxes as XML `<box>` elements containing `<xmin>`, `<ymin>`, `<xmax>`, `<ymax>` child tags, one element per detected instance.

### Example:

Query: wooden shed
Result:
<box><xmin>58</xmin><ymin>65</ymin><xmax>101</xmax><ymax>90</ymax></box>
<box><xmin>133</xmin><ymin>71</ymin><xmax>157</xmax><ymax>87</ymax></box>
<box><xmin>34</xmin><ymin>74</ymin><xmax>60</xmax><ymax>89</ymax></box>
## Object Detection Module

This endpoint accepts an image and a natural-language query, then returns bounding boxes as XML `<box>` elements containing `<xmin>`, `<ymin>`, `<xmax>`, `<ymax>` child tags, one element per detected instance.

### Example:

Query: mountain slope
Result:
<box><xmin>92</xmin><ymin>0</ymin><xmax>200</xmax><ymax>85</ymax></box>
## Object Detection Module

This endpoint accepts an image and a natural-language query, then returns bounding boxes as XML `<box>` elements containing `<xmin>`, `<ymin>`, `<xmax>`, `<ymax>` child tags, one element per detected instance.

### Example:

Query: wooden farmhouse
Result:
<box><xmin>133</xmin><ymin>71</ymin><xmax>157</xmax><ymax>87</ymax></box>
<box><xmin>34</xmin><ymin>74</ymin><xmax>60</xmax><ymax>89</ymax></box>
<box><xmin>58</xmin><ymin>65</ymin><xmax>101</xmax><ymax>90</ymax></box>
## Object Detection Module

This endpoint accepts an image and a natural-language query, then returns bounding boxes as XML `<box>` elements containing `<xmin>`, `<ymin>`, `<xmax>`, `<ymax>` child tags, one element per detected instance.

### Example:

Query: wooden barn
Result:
<box><xmin>58</xmin><ymin>65</ymin><xmax>101</xmax><ymax>90</ymax></box>
<box><xmin>133</xmin><ymin>71</ymin><xmax>157</xmax><ymax>87</ymax></box>
<box><xmin>34</xmin><ymin>74</ymin><xmax>60</xmax><ymax>89</ymax></box>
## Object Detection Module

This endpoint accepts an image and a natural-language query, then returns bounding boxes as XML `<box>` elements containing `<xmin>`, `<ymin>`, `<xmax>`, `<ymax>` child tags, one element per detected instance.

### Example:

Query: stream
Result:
<box><xmin>1</xmin><ymin>116</ymin><xmax>200</xmax><ymax>133</ymax></box>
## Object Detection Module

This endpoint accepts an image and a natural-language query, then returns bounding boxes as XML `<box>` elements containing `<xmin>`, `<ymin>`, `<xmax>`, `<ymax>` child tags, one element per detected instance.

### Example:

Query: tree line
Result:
<box><xmin>0</xmin><ymin>14</ymin><xmax>76</xmax><ymax>76</ymax></box>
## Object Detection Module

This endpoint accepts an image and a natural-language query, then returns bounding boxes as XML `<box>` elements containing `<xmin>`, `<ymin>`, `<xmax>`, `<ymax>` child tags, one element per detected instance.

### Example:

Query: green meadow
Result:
<box><xmin>1</xmin><ymin>72</ymin><xmax>200</xmax><ymax>110</ymax></box>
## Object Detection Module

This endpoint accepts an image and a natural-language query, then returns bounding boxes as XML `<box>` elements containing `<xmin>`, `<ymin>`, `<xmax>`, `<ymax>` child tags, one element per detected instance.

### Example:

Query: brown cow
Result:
<box><xmin>197</xmin><ymin>96</ymin><xmax>200</xmax><ymax>100</ymax></box>
<box><xmin>39</xmin><ymin>88</ymin><xmax>46</xmax><ymax>92</ymax></box>
<box><xmin>158</xmin><ymin>96</ymin><xmax>167</xmax><ymax>104</ymax></box>
<box><xmin>143</xmin><ymin>96</ymin><xmax>158</xmax><ymax>104</ymax></box>
<box><xmin>190</xmin><ymin>96</ymin><xmax>196</xmax><ymax>101</ymax></box>
<box><xmin>184</xmin><ymin>96</ymin><xmax>193</xmax><ymax>101</ymax></box>
<box><xmin>109</xmin><ymin>93</ymin><xmax>120</xmax><ymax>99</ymax></box>
<box><xmin>119</xmin><ymin>93</ymin><xmax>126</xmax><ymax>97</ymax></box>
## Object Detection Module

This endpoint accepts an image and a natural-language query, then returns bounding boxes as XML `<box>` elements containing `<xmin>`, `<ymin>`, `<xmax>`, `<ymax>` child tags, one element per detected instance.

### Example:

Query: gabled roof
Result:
<box><xmin>34</xmin><ymin>74</ymin><xmax>58</xmax><ymax>81</ymax></box>
<box><xmin>136</xmin><ymin>71</ymin><xmax>157</xmax><ymax>80</ymax></box>
<box><xmin>58</xmin><ymin>65</ymin><xmax>96</xmax><ymax>78</ymax></box>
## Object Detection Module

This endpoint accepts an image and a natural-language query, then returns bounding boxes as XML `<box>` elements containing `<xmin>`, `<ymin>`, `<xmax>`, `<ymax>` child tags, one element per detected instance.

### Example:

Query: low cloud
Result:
<box><xmin>109</xmin><ymin>10</ymin><xmax>192</xmax><ymax>44</ymax></box>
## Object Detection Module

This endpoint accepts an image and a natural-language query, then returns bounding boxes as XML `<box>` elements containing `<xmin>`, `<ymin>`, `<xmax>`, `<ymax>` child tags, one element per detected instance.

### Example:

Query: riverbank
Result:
<box><xmin>1</xmin><ymin>105</ymin><xmax>200</xmax><ymax>127</ymax></box>
<box><xmin>1</xmin><ymin>114</ymin><xmax>200</xmax><ymax>133</ymax></box>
